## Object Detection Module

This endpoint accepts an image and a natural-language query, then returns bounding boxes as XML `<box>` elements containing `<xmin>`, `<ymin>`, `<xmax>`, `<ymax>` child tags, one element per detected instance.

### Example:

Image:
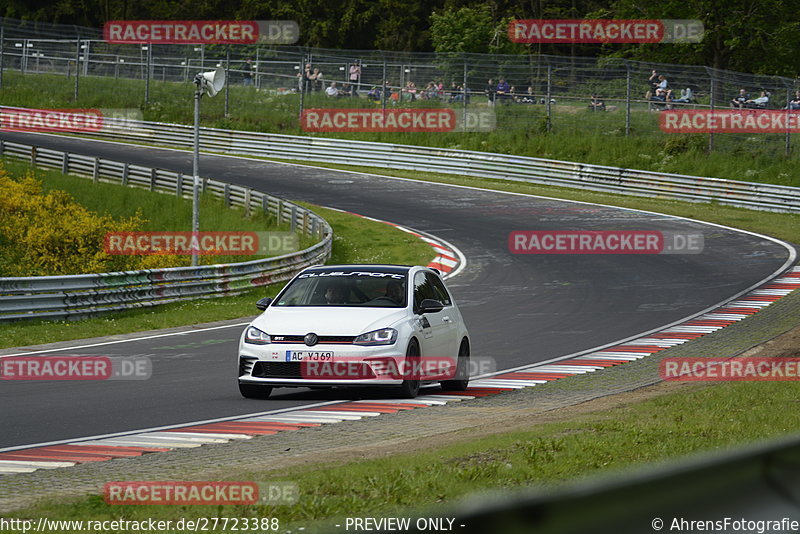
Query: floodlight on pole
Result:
<box><xmin>191</xmin><ymin>66</ymin><xmax>225</xmax><ymax>267</ymax></box>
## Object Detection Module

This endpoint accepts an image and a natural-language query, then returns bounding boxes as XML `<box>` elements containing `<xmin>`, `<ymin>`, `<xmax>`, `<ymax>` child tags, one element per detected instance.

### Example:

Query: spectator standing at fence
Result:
<box><xmin>730</xmin><ymin>88</ymin><xmax>749</xmax><ymax>109</ymax></box>
<box><xmin>242</xmin><ymin>58</ymin><xmax>254</xmax><ymax>87</ymax></box>
<box><xmin>349</xmin><ymin>62</ymin><xmax>361</xmax><ymax>90</ymax></box>
<box><xmin>485</xmin><ymin>79</ymin><xmax>495</xmax><ymax>105</ymax></box>
<box><xmin>312</xmin><ymin>68</ymin><xmax>324</xmax><ymax>92</ymax></box>
<box><xmin>298</xmin><ymin>63</ymin><xmax>313</xmax><ymax>93</ymax></box>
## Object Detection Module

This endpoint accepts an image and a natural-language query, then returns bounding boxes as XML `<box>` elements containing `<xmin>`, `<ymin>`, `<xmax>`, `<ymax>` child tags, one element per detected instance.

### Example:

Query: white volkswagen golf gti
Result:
<box><xmin>238</xmin><ymin>265</ymin><xmax>470</xmax><ymax>399</ymax></box>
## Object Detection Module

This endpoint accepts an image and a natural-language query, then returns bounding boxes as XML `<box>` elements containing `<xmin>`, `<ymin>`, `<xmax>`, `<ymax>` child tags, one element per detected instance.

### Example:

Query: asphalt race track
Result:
<box><xmin>0</xmin><ymin>131</ymin><xmax>794</xmax><ymax>449</ymax></box>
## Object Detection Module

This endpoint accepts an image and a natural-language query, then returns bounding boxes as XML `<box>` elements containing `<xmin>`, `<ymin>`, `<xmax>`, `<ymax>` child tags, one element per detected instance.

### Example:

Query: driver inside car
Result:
<box><xmin>385</xmin><ymin>280</ymin><xmax>404</xmax><ymax>305</ymax></box>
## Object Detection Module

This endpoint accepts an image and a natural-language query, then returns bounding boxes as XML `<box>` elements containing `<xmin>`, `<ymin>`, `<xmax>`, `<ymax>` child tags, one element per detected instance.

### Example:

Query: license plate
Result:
<box><xmin>286</xmin><ymin>351</ymin><xmax>333</xmax><ymax>362</ymax></box>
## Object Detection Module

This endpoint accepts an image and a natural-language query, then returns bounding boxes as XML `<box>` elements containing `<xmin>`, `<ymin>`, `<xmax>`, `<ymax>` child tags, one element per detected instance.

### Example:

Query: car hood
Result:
<box><xmin>252</xmin><ymin>306</ymin><xmax>409</xmax><ymax>336</ymax></box>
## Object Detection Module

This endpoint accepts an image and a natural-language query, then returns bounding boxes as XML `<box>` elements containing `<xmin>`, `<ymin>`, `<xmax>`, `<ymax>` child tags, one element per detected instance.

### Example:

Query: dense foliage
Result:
<box><xmin>4</xmin><ymin>1</ymin><xmax>800</xmax><ymax>75</ymax></box>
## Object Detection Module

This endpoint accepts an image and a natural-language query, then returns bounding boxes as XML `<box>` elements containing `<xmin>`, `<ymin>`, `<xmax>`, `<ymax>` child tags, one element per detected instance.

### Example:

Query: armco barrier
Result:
<box><xmin>7</xmin><ymin>108</ymin><xmax>796</xmax><ymax>213</ymax></box>
<box><xmin>0</xmin><ymin>140</ymin><xmax>332</xmax><ymax>321</ymax></box>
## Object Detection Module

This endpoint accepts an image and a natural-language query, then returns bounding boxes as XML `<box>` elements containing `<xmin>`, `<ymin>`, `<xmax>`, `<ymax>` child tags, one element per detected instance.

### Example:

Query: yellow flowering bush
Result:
<box><xmin>0</xmin><ymin>164</ymin><xmax>180</xmax><ymax>276</ymax></box>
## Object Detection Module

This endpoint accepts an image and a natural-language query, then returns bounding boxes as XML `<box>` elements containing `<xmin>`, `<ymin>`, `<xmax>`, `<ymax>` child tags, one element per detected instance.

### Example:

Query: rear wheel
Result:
<box><xmin>397</xmin><ymin>339</ymin><xmax>421</xmax><ymax>399</ymax></box>
<box><xmin>239</xmin><ymin>382</ymin><xmax>273</xmax><ymax>399</ymax></box>
<box><xmin>441</xmin><ymin>339</ymin><xmax>470</xmax><ymax>391</ymax></box>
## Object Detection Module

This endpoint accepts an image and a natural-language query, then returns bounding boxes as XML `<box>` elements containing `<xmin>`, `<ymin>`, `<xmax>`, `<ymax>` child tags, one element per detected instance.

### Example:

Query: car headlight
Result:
<box><xmin>244</xmin><ymin>326</ymin><xmax>271</xmax><ymax>345</ymax></box>
<box><xmin>354</xmin><ymin>328</ymin><xmax>397</xmax><ymax>346</ymax></box>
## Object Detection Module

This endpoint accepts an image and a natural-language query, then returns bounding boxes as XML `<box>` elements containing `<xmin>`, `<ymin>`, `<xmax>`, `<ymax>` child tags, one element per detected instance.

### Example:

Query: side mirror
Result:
<box><xmin>255</xmin><ymin>297</ymin><xmax>272</xmax><ymax>311</ymax></box>
<box><xmin>418</xmin><ymin>299</ymin><xmax>444</xmax><ymax>314</ymax></box>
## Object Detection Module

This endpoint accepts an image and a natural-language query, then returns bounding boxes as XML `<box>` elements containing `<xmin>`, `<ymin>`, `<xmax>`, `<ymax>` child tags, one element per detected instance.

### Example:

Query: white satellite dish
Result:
<box><xmin>195</xmin><ymin>67</ymin><xmax>226</xmax><ymax>97</ymax></box>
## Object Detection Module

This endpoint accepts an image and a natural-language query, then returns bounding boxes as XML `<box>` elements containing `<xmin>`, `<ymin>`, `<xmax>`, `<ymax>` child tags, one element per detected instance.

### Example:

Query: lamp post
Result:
<box><xmin>191</xmin><ymin>67</ymin><xmax>225</xmax><ymax>267</ymax></box>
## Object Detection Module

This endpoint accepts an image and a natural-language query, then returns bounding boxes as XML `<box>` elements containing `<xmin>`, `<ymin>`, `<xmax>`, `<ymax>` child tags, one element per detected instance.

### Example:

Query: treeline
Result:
<box><xmin>4</xmin><ymin>0</ymin><xmax>800</xmax><ymax>76</ymax></box>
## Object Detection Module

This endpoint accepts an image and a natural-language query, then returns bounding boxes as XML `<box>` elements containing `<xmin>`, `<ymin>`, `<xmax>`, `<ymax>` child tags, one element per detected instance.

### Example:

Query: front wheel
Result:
<box><xmin>397</xmin><ymin>339</ymin><xmax>421</xmax><ymax>399</ymax></box>
<box><xmin>440</xmin><ymin>339</ymin><xmax>470</xmax><ymax>391</ymax></box>
<box><xmin>239</xmin><ymin>382</ymin><xmax>273</xmax><ymax>399</ymax></box>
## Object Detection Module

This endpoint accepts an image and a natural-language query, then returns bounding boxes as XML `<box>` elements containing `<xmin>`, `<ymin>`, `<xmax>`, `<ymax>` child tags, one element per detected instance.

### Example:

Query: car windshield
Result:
<box><xmin>274</xmin><ymin>271</ymin><xmax>407</xmax><ymax>307</ymax></box>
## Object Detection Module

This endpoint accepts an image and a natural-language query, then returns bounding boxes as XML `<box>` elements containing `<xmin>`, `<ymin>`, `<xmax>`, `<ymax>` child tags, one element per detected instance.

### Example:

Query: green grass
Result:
<box><xmin>1</xmin><ymin>70</ymin><xmax>799</xmax><ymax>187</ymax></box>
<box><xmin>0</xmin><ymin>186</ymin><xmax>434</xmax><ymax>349</ymax></box>
<box><xmin>9</xmin><ymin>380</ymin><xmax>800</xmax><ymax>531</ymax></box>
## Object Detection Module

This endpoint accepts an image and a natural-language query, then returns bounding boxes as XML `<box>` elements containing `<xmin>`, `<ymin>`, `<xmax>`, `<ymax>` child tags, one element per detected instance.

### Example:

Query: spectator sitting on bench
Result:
<box><xmin>518</xmin><ymin>86</ymin><xmax>536</xmax><ymax>104</ymax></box>
<box><xmin>588</xmin><ymin>94</ymin><xmax>605</xmax><ymax>111</ymax></box>
<box><xmin>495</xmin><ymin>78</ymin><xmax>511</xmax><ymax>103</ymax></box>
<box><xmin>745</xmin><ymin>90</ymin><xmax>769</xmax><ymax>108</ymax></box>
<box><xmin>325</xmin><ymin>81</ymin><xmax>340</xmax><ymax>97</ymax></box>
<box><xmin>671</xmin><ymin>88</ymin><xmax>694</xmax><ymax>104</ymax></box>
<box><xmin>787</xmin><ymin>90</ymin><xmax>800</xmax><ymax>110</ymax></box>
<box><xmin>730</xmin><ymin>88</ymin><xmax>749</xmax><ymax>109</ymax></box>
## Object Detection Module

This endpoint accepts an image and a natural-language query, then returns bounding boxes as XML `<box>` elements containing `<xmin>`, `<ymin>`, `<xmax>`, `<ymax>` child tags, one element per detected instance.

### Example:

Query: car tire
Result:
<box><xmin>239</xmin><ymin>382</ymin><xmax>273</xmax><ymax>399</ymax></box>
<box><xmin>441</xmin><ymin>339</ymin><xmax>470</xmax><ymax>391</ymax></box>
<box><xmin>397</xmin><ymin>339</ymin><xmax>421</xmax><ymax>399</ymax></box>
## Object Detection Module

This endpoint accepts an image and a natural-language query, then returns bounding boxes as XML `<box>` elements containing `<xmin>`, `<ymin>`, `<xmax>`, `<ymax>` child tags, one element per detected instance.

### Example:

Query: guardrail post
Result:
<box><xmin>176</xmin><ymin>173</ymin><xmax>183</xmax><ymax>197</ymax></box>
<box><xmin>62</xmin><ymin>152</ymin><xmax>69</xmax><ymax>174</ymax></box>
<box><xmin>302</xmin><ymin>211</ymin><xmax>309</xmax><ymax>236</ymax></box>
<box><xmin>262</xmin><ymin>195</ymin><xmax>269</xmax><ymax>217</ymax></box>
<box><xmin>223</xmin><ymin>183</ymin><xmax>230</xmax><ymax>207</ymax></box>
<box><xmin>290</xmin><ymin>205</ymin><xmax>297</xmax><ymax>233</ymax></box>
<box><xmin>311</xmin><ymin>217</ymin><xmax>318</xmax><ymax>238</ymax></box>
<box><xmin>276</xmin><ymin>199</ymin><xmax>283</xmax><ymax>224</ymax></box>
<box><xmin>150</xmin><ymin>168</ymin><xmax>156</xmax><ymax>191</ymax></box>
<box><xmin>0</xmin><ymin>140</ymin><xmax>4</xmax><ymax>155</ymax></box>
<box><xmin>92</xmin><ymin>157</ymin><xmax>100</xmax><ymax>183</ymax></box>
<box><xmin>31</xmin><ymin>146</ymin><xmax>37</xmax><ymax>165</ymax></box>
<box><xmin>121</xmin><ymin>162</ymin><xmax>129</xmax><ymax>185</ymax></box>
<box><xmin>244</xmin><ymin>188</ymin><xmax>252</xmax><ymax>216</ymax></box>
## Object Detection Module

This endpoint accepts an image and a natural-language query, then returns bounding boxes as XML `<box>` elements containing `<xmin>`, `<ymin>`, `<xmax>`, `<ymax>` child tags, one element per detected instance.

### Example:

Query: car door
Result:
<box><xmin>413</xmin><ymin>271</ymin><xmax>456</xmax><ymax>376</ymax></box>
<box><xmin>425</xmin><ymin>272</ymin><xmax>459</xmax><ymax>358</ymax></box>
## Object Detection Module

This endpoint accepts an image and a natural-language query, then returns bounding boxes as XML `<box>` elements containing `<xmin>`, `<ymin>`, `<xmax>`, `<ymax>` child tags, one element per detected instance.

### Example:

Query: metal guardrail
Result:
<box><xmin>0</xmin><ymin>139</ymin><xmax>332</xmax><ymax>321</ymax></box>
<box><xmin>48</xmin><ymin>112</ymin><xmax>800</xmax><ymax>214</ymax></box>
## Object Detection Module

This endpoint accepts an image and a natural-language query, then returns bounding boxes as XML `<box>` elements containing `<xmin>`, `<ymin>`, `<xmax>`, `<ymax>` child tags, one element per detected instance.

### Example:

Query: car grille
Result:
<box><xmin>252</xmin><ymin>362</ymin><xmax>303</xmax><ymax>378</ymax></box>
<box><xmin>269</xmin><ymin>335</ymin><xmax>355</xmax><ymax>344</ymax></box>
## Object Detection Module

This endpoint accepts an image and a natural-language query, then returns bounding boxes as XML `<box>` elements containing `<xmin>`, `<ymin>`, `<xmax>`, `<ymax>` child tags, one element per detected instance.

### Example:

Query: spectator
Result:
<box><xmin>788</xmin><ymin>90</ymin><xmax>800</xmax><ymax>110</ymax></box>
<box><xmin>588</xmin><ymin>94</ymin><xmax>605</xmax><ymax>111</ymax></box>
<box><xmin>242</xmin><ymin>58</ymin><xmax>253</xmax><ymax>87</ymax></box>
<box><xmin>312</xmin><ymin>68</ymin><xmax>324</xmax><ymax>92</ymax></box>
<box><xmin>671</xmin><ymin>88</ymin><xmax>694</xmax><ymax>104</ymax></box>
<box><xmin>731</xmin><ymin>88</ymin><xmax>749</xmax><ymax>109</ymax></box>
<box><xmin>746</xmin><ymin>90</ymin><xmax>770</xmax><ymax>108</ymax></box>
<box><xmin>366</xmin><ymin>86</ymin><xmax>381</xmax><ymax>101</ymax></box>
<box><xmin>648</xmin><ymin>70</ymin><xmax>660</xmax><ymax>90</ymax></box>
<box><xmin>518</xmin><ymin>86</ymin><xmax>536</xmax><ymax>104</ymax></box>
<box><xmin>340</xmin><ymin>82</ymin><xmax>354</xmax><ymax>97</ymax></box>
<box><xmin>655</xmin><ymin>75</ymin><xmax>671</xmax><ymax>99</ymax></box>
<box><xmin>298</xmin><ymin>63</ymin><xmax>313</xmax><ymax>93</ymax></box>
<box><xmin>348</xmin><ymin>62</ymin><xmax>361</xmax><ymax>90</ymax></box>
<box><xmin>496</xmin><ymin>78</ymin><xmax>511</xmax><ymax>103</ymax></box>
<box><xmin>325</xmin><ymin>81</ymin><xmax>340</xmax><ymax>97</ymax></box>
<box><xmin>485</xmin><ymin>79</ymin><xmax>495</xmax><ymax>105</ymax></box>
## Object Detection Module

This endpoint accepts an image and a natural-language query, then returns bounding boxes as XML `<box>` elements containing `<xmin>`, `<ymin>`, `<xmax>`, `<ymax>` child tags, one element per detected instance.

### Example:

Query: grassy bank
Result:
<box><xmin>1</xmin><ymin>71</ymin><xmax>798</xmax><ymax>187</ymax></box>
<box><xmin>0</xmin><ymin>166</ymin><xmax>434</xmax><ymax>348</ymax></box>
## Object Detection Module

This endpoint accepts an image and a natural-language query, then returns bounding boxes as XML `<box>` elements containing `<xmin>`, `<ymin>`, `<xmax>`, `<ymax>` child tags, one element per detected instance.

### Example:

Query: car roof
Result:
<box><xmin>303</xmin><ymin>265</ymin><xmax>414</xmax><ymax>275</ymax></box>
